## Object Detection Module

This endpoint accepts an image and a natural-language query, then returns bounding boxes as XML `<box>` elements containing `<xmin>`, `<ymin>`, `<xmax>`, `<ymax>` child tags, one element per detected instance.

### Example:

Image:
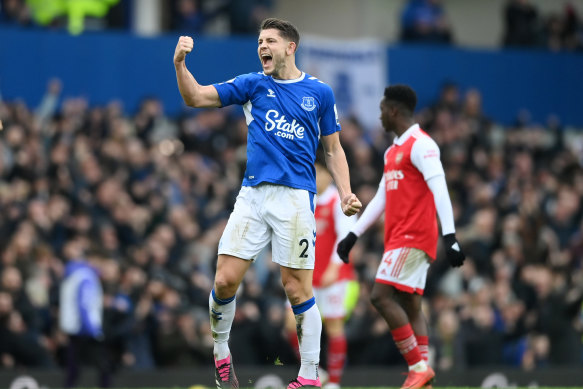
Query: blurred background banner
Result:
<box><xmin>299</xmin><ymin>36</ymin><xmax>387</xmax><ymax>131</ymax></box>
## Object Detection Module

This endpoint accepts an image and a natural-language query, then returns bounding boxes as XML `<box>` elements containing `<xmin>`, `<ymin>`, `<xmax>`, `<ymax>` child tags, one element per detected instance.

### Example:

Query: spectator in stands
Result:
<box><xmin>503</xmin><ymin>0</ymin><xmax>540</xmax><ymax>47</ymax></box>
<box><xmin>1</xmin><ymin>266</ymin><xmax>41</xmax><ymax>334</ymax></box>
<box><xmin>400</xmin><ymin>0</ymin><xmax>453</xmax><ymax>44</ymax></box>
<box><xmin>171</xmin><ymin>0</ymin><xmax>207</xmax><ymax>34</ymax></box>
<box><xmin>532</xmin><ymin>267</ymin><xmax>583</xmax><ymax>365</ymax></box>
<box><xmin>222</xmin><ymin>0</ymin><xmax>273</xmax><ymax>35</ymax></box>
<box><xmin>433</xmin><ymin>81</ymin><xmax>461</xmax><ymax>117</ymax></box>
<box><xmin>0</xmin><ymin>0</ymin><xmax>30</xmax><ymax>25</ymax></box>
<box><xmin>542</xmin><ymin>4</ymin><xmax>583</xmax><ymax>52</ymax></box>
<box><xmin>0</xmin><ymin>291</ymin><xmax>53</xmax><ymax>368</ymax></box>
<box><xmin>522</xmin><ymin>333</ymin><xmax>550</xmax><ymax>369</ymax></box>
<box><xmin>432</xmin><ymin>308</ymin><xmax>466</xmax><ymax>370</ymax></box>
<box><xmin>562</xmin><ymin>3</ymin><xmax>583</xmax><ymax>51</ymax></box>
<box><xmin>59</xmin><ymin>241</ymin><xmax>112</xmax><ymax>387</ymax></box>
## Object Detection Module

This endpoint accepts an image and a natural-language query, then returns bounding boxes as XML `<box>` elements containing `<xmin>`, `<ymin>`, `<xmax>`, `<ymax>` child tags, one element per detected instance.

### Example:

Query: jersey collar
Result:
<box><xmin>393</xmin><ymin>123</ymin><xmax>420</xmax><ymax>146</ymax></box>
<box><xmin>271</xmin><ymin>72</ymin><xmax>306</xmax><ymax>84</ymax></box>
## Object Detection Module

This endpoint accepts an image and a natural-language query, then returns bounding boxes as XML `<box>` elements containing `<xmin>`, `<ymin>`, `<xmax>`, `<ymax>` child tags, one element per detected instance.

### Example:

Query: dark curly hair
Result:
<box><xmin>384</xmin><ymin>84</ymin><xmax>417</xmax><ymax>115</ymax></box>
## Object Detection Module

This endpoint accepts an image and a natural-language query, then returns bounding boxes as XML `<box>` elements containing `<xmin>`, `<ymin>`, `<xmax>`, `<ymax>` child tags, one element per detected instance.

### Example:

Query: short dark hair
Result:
<box><xmin>384</xmin><ymin>84</ymin><xmax>417</xmax><ymax>115</ymax></box>
<box><xmin>260</xmin><ymin>18</ymin><xmax>300</xmax><ymax>50</ymax></box>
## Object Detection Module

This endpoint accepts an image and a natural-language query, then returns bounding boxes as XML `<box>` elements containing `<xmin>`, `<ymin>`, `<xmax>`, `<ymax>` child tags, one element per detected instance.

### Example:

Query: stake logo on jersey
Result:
<box><xmin>265</xmin><ymin>109</ymin><xmax>305</xmax><ymax>140</ymax></box>
<box><xmin>213</xmin><ymin>72</ymin><xmax>340</xmax><ymax>193</ymax></box>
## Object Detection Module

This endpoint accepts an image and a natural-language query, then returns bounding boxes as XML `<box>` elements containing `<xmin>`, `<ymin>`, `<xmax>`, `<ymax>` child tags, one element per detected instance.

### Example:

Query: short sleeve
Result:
<box><xmin>319</xmin><ymin>85</ymin><xmax>341</xmax><ymax>136</ymax></box>
<box><xmin>410</xmin><ymin>136</ymin><xmax>445</xmax><ymax>181</ymax></box>
<box><xmin>213</xmin><ymin>73</ymin><xmax>256</xmax><ymax>107</ymax></box>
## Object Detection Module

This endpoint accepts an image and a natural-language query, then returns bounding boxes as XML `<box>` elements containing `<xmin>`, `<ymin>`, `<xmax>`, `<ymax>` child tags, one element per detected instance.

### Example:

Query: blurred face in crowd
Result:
<box><xmin>257</xmin><ymin>28</ymin><xmax>296</xmax><ymax>78</ymax></box>
<box><xmin>1</xmin><ymin>267</ymin><xmax>22</xmax><ymax>293</ymax></box>
<box><xmin>63</xmin><ymin>239</ymin><xmax>84</xmax><ymax>260</ymax></box>
<box><xmin>0</xmin><ymin>292</ymin><xmax>13</xmax><ymax>315</ymax></box>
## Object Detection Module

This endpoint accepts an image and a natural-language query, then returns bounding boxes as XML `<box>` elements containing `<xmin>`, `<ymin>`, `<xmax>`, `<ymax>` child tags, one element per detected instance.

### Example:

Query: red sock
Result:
<box><xmin>391</xmin><ymin>324</ymin><xmax>422</xmax><ymax>366</ymax></box>
<box><xmin>416</xmin><ymin>335</ymin><xmax>429</xmax><ymax>362</ymax></box>
<box><xmin>327</xmin><ymin>335</ymin><xmax>347</xmax><ymax>384</ymax></box>
<box><xmin>287</xmin><ymin>330</ymin><xmax>300</xmax><ymax>362</ymax></box>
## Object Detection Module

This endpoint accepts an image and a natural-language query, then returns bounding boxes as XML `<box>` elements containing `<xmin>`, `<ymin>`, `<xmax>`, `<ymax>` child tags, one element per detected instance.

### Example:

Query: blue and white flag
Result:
<box><xmin>299</xmin><ymin>36</ymin><xmax>387</xmax><ymax>132</ymax></box>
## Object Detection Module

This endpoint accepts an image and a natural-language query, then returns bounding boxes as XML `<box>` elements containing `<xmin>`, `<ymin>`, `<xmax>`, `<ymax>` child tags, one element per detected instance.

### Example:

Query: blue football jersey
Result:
<box><xmin>214</xmin><ymin>72</ymin><xmax>340</xmax><ymax>193</ymax></box>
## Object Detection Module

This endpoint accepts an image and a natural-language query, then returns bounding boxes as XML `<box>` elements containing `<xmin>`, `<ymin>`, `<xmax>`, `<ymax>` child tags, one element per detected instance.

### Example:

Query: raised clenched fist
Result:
<box><xmin>174</xmin><ymin>36</ymin><xmax>194</xmax><ymax>64</ymax></box>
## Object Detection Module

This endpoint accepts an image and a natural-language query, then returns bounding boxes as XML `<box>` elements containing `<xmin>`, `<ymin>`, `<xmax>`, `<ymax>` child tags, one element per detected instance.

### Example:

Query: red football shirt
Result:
<box><xmin>313</xmin><ymin>186</ymin><xmax>356</xmax><ymax>287</ymax></box>
<box><xmin>382</xmin><ymin>125</ymin><xmax>444</xmax><ymax>259</ymax></box>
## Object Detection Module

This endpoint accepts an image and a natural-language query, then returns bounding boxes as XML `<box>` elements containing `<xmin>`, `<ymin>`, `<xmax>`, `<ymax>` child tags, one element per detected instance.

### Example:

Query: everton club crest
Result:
<box><xmin>301</xmin><ymin>96</ymin><xmax>316</xmax><ymax>111</ymax></box>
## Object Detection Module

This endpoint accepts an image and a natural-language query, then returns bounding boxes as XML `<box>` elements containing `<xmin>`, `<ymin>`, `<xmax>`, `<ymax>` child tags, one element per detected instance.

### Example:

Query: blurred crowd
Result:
<box><xmin>0</xmin><ymin>78</ymin><xmax>582</xmax><ymax>373</ymax></box>
<box><xmin>0</xmin><ymin>0</ymin><xmax>274</xmax><ymax>35</ymax></box>
<box><xmin>400</xmin><ymin>0</ymin><xmax>583</xmax><ymax>51</ymax></box>
<box><xmin>2</xmin><ymin>0</ymin><xmax>583</xmax><ymax>51</ymax></box>
<box><xmin>503</xmin><ymin>0</ymin><xmax>583</xmax><ymax>51</ymax></box>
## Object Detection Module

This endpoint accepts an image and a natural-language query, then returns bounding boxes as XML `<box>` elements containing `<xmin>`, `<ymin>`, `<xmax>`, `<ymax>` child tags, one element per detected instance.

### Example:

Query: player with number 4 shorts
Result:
<box><xmin>336</xmin><ymin>85</ymin><xmax>465</xmax><ymax>389</ymax></box>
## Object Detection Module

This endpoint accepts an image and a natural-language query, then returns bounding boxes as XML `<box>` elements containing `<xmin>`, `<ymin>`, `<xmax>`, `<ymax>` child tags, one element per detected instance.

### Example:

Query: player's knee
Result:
<box><xmin>213</xmin><ymin>274</ymin><xmax>237</xmax><ymax>296</ymax></box>
<box><xmin>283</xmin><ymin>283</ymin><xmax>300</xmax><ymax>303</ymax></box>
<box><xmin>370</xmin><ymin>292</ymin><xmax>383</xmax><ymax>309</ymax></box>
<box><xmin>283</xmin><ymin>282</ymin><xmax>309</xmax><ymax>305</ymax></box>
<box><xmin>370</xmin><ymin>290</ymin><xmax>392</xmax><ymax>310</ymax></box>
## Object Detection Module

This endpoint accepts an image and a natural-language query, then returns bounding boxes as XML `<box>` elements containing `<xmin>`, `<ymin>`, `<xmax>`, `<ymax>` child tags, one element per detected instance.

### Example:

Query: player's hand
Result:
<box><xmin>336</xmin><ymin>232</ymin><xmax>358</xmax><ymax>264</ymax></box>
<box><xmin>174</xmin><ymin>36</ymin><xmax>194</xmax><ymax>64</ymax></box>
<box><xmin>341</xmin><ymin>193</ymin><xmax>362</xmax><ymax>216</ymax></box>
<box><xmin>443</xmin><ymin>233</ymin><xmax>465</xmax><ymax>267</ymax></box>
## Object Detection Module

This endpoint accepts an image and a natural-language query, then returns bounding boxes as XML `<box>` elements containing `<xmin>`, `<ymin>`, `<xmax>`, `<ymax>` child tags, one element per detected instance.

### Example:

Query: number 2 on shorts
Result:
<box><xmin>299</xmin><ymin>238</ymin><xmax>309</xmax><ymax>258</ymax></box>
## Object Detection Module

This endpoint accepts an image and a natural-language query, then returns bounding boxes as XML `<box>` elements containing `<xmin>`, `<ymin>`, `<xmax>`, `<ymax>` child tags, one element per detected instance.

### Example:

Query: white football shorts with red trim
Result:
<box><xmin>375</xmin><ymin>247</ymin><xmax>430</xmax><ymax>295</ymax></box>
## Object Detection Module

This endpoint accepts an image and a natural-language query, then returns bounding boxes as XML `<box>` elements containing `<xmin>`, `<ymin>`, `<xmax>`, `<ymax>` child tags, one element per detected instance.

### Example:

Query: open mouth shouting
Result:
<box><xmin>260</xmin><ymin>53</ymin><xmax>273</xmax><ymax>70</ymax></box>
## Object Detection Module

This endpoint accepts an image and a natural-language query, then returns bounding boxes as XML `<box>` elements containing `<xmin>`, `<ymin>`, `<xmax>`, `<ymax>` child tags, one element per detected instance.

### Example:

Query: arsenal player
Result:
<box><xmin>336</xmin><ymin>85</ymin><xmax>465</xmax><ymax>389</ymax></box>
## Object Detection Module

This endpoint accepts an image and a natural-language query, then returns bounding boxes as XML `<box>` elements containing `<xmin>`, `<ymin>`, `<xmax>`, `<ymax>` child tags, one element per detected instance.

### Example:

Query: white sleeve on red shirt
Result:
<box><xmin>426</xmin><ymin>175</ymin><xmax>456</xmax><ymax>235</ymax></box>
<box><xmin>331</xmin><ymin>198</ymin><xmax>358</xmax><ymax>264</ymax></box>
<box><xmin>410</xmin><ymin>136</ymin><xmax>445</xmax><ymax>181</ymax></box>
<box><xmin>351</xmin><ymin>175</ymin><xmax>386</xmax><ymax>237</ymax></box>
<box><xmin>411</xmin><ymin>135</ymin><xmax>455</xmax><ymax>234</ymax></box>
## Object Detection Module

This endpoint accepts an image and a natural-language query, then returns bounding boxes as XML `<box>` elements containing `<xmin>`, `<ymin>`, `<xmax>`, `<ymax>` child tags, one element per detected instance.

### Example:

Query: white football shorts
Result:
<box><xmin>218</xmin><ymin>184</ymin><xmax>317</xmax><ymax>269</ymax></box>
<box><xmin>313</xmin><ymin>280</ymin><xmax>349</xmax><ymax>319</ymax></box>
<box><xmin>375</xmin><ymin>247</ymin><xmax>431</xmax><ymax>295</ymax></box>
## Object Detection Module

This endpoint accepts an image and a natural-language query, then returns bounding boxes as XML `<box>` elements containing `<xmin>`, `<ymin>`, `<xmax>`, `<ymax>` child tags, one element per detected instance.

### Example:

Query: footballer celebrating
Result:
<box><xmin>174</xmin><ymin>18</ymin><xmax>362</xmax><ymax>389</ymax></box>
<box><xmin>336</xmin><ymin>85</ymin><xmax>465</xmax><ymax>389</ymax></box>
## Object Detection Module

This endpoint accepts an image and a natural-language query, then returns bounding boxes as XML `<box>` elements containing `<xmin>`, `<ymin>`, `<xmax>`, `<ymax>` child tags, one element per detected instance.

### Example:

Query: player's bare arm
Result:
<box><xmin>174</xmin><ymin>36</ymin><xmax>221</xmax><ymax>108</ymax></box>
<box><xmin>320</xmin><ymin>262</ymin><xmax>341</xmax><ymax>287</ymax></box>
<box><xmin>321</xmin><ymin>132</ymin><xmax>362</xmax><ymax>216</ymax></box>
